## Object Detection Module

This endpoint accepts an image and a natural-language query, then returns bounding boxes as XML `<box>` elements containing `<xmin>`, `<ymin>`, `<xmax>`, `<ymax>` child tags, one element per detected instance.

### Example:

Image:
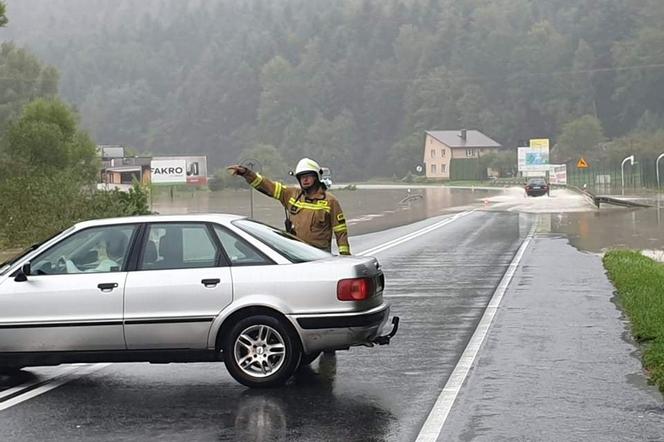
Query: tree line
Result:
<box><xmin>3</xmin><ymin>0</ymin><xmax>664</xmax><ymax>180</ymax></box>
<box><xmin>0</xmin><ymin>2</ymin><xmax>149</xmax><ymax>249</ymax></box>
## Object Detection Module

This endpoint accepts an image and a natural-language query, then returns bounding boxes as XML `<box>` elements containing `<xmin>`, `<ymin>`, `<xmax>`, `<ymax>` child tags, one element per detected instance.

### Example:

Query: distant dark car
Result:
<box><xmin>525</xmin><ymin>178</ymin><xmax>549</xmax><ymax>197</ymax></box>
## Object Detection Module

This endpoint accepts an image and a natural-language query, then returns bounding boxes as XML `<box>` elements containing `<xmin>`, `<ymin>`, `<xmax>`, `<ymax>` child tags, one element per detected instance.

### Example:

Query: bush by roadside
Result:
<box><xmin>0</xmin><ymin>176</ymin><xmax>150</xmax><ymax>249</ymax></box>
<box><xmin>603</xmin><ymin>250</ymin><xmax>664</xmax><ymax>392</ymax></box>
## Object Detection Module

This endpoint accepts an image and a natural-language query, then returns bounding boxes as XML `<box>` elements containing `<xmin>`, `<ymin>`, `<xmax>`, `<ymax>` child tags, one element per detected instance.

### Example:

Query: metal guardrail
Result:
<box><xmin>566</xmin><ymin>185</ymin><xmax>652</xmax><ymax>208</ymax></box>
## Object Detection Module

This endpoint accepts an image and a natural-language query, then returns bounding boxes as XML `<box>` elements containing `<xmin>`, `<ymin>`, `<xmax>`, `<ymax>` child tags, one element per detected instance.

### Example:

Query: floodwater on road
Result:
<box><xmin>543</xmin><ymin>203</ymin><xmax>664</xmax><ymax>254</ymax></box>
<box><xmin>151</xmin><ymin>187</ymin><xmax>495</xmax><ymax>236</ymax></box>
<box><xmin>2</xmin><ymin>187</ymin><xmax>661</xmax><ymax>263</ymax></box>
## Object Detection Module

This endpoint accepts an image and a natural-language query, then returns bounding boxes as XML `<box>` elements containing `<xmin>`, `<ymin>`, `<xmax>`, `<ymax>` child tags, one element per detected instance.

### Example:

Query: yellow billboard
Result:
<box><xmin>529</xmin><ymin>138</ymin><xmax>550</xmax><ymax>150</ymax></box>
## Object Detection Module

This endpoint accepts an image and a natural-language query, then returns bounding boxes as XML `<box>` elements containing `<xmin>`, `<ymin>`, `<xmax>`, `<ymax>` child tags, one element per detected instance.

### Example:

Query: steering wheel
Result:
<box><xmin>55</xmin><ymin>256</ymin><xmax>68</xmax><ymax>273</ymax></box>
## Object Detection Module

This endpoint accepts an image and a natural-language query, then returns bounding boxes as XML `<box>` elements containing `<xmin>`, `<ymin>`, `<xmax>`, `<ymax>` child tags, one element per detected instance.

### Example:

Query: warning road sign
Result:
<box><xmin>576</xmin><ymin>157</ymin><xmax>589</xmax><ymax>169</ymax></box>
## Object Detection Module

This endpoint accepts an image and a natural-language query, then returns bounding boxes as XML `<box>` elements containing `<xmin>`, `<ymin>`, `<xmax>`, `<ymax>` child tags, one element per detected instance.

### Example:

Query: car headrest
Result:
<box><xmin>143</xmin><ymin>240</ymin><xmax>158</xmax><ymax>264</ymax></box>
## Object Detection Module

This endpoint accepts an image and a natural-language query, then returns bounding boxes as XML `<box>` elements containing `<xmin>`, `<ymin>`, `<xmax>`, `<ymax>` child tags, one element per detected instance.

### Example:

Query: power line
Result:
<box><xmin>0</xmin><ymin>61</ymin><xmax>663</xmax><ymax>84</ymax></box>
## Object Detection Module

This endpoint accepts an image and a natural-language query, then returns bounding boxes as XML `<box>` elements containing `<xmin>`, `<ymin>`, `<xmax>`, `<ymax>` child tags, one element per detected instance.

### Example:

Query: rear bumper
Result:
<box><xmin>526</xmin><ymin>189</ymin><xmax>547</xmax><ymax>196</ymax></box>
<box><xmin>290</xmin><ymin>304</ymin><xmax>391</xmax><ymax>354</ymax></box>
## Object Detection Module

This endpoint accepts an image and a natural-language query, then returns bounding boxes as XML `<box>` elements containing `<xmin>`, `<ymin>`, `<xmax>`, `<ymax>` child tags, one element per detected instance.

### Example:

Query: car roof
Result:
<box><xmin>73</xmin><ymin>213</ymin><xmax>246</xmax><ymax>230</ymax></box>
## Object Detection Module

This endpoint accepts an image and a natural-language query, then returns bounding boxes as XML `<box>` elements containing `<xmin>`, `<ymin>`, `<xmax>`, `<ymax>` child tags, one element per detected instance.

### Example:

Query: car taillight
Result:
<box><xmin>337</xmin><ymin>277</ymin><xmax>374</xmax><ymax>301</ymax></box>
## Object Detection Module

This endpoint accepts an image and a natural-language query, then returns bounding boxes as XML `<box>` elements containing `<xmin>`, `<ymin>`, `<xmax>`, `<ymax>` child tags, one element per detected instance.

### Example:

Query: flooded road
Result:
<box><xmin>547</xmin><ymin>205</ymin><xmax>664</xmax><ymax>253</ymax></box>
<box><xmin>151</xmin><ymin>187</ymin><xmax>494</xmax><ymax>236</ymax></box>
<box><xmin>153</xmin><ymin>186</ymin><xmax>663</xmax><ymax>253</ymax></box>
<box><xmin>2</xmin><ymin>187</ymin><xmax>660</xmax><ymax>263</ymax></box>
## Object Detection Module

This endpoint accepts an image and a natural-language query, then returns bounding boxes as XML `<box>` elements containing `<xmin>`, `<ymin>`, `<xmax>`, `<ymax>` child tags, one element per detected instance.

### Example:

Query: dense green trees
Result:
<box><xmin>0</xmin><ymin>98</ymin><xmax>150</xmax><ymax>247</ymax></box>
<box><xmin>3</xmin><ymin>0</ymin><xmax>663</xmax><ymax>178</ymax></box>
<box><xmin>0</xmin><ymin>2</ymin><xmax>6</xmax><ymax>27</ymax></box>
<box><xmin>553</xmin><ymin>115</ymin><xmax>606</xmax><ymax>164</ymax></box>
<box><xmin>5</xmin><ymin>98</ymin><xmax>98</xmax><ymax>177</ymax></box>
<box><xmin>0</xmin><ymin>5</ymin><xmax>151</xmax><ymax>249</ymax></box>
<box><xmin>0</xmin><ymin>42</ymin><xmax>59</xmax><ymax>131</ymax></box>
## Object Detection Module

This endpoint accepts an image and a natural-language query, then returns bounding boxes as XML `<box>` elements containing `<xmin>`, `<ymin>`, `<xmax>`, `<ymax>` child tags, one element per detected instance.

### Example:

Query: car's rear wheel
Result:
<box><xmin>223</xmin><ymin>315</ymin><xmax>301</xmax><ymax>388</ymax></box>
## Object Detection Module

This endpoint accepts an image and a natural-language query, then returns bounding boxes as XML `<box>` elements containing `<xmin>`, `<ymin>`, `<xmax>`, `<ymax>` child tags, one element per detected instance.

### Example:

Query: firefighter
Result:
<box><xmin>227</xmin><ymin>158</ymin><xmax>351</xmax><ymax>255</ymax></box>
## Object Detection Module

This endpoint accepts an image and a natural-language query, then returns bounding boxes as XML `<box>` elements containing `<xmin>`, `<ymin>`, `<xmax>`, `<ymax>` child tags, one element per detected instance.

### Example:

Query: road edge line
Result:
<box><xmin>358</xmin><ymin>210</ymin><xmax>475</xmax><ymax>256</ymax></box>
<box><xmin>415</xmin><ymin>226</ymin><xmax>535</xmax><ymax>442</ymax></box>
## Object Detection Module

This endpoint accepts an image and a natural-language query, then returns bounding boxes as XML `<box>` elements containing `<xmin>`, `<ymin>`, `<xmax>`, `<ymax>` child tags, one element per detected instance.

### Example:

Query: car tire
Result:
<box><xmin>223</xmin><ymin>315</ymin><xmax>301</xmax><ymax>388</ymax></box>
<box><xmin>298</xmin><ymin>351</ymin><xmax>322</xmax><ymax>368</ymax></box>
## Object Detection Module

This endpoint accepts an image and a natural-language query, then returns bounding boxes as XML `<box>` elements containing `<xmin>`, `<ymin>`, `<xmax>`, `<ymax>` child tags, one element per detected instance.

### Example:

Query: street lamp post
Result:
<box><xmin>656</xmin><ymin>152</ymin><xmax>664</xmax><ymax>189</ymax></box>
<box><xmin>621</xmin><ymin>155</ymin><xmax>635</xmax><ymax>196</ymax></box>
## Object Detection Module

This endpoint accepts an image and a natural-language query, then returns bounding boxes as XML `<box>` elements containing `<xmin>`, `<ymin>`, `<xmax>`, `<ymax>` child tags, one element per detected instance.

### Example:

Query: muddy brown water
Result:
<box><xmin>545</xmin><ymin>204</ymin><xmax>664</xmax><ymax>253</ymax></box>
<box><xmin>151</xmin><ymin>187</ymin><xmax>491</xmax><ymax>236</ymax></box>
<box><xmin>2</xmin><ymin>189</ymin><xmax>662</xmax><ymax>263</ymax></box>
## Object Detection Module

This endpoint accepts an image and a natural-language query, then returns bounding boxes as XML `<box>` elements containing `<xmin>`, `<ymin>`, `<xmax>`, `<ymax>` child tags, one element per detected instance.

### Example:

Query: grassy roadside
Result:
<box><xmin>603</xmin><ymin>250</ymin><xmax>664</xmax><ymax>392</ymax></box>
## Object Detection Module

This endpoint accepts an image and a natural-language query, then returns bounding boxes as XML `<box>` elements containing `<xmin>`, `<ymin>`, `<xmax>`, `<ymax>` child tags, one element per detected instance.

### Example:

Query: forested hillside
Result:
<box><xmin>3</xmin><ymin>0</ymin><xmax>663</xmax><ymax>178</ymax></box>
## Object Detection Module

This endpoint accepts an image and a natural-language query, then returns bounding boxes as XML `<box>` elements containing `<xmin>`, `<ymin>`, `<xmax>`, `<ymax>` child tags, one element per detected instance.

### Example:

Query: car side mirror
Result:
<box><xmin>14</xmin><ymin>262</ymin><xmax>31</xmax><ymax>282</ymax></box>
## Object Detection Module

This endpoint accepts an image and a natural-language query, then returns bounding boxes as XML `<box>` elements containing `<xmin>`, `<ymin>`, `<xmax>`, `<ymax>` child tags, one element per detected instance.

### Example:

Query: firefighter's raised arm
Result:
<box><xmin>227</xmin><ymin>165</ymin><xmax>289</xmax><ymax>206</ymax></box>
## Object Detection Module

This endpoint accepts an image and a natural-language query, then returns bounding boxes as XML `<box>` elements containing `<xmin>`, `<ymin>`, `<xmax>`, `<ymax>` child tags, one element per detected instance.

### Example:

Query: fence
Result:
<box><xmin>450</xmin><ymin>158</ymin><xmax>487</xmax><ymax>181</ymax></box>
<box><xmin>566</xmin><ymin>157</ymin><xmax>663</xmax><ymax>193</ymax></box>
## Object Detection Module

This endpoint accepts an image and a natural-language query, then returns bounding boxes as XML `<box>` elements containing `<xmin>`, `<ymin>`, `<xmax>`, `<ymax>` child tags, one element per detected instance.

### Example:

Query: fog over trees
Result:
<box><xmin>3</xmin><ymin>0</ymin><xmax>664</xmax><ymax>178</ymax></box>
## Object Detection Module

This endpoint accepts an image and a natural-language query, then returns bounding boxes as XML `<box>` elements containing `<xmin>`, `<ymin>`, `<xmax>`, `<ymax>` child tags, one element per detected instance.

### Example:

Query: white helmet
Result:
<box><xmin>293</xmin><ymin>157</ymin><xmax>323</xmax><ymax>180</ymax></box>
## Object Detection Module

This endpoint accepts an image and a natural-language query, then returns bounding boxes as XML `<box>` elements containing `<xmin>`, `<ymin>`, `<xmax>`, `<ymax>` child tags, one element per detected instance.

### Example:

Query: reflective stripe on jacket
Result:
<box><xmin>243</xmin><ymin>171</ymin><xmax>351</xmax><ymax>254</ymax></box>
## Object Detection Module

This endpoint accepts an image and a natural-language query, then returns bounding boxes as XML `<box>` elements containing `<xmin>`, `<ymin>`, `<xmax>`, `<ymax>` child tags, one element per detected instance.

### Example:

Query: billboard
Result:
<box><xmin>518</xmin><ymin>139</ymin><xmax>550</xmax><ymax>172</ymax></box>
<box><xmin>150</xmin><ymin>159</ymin><xmax>187</xmax><ymax>184</ymax></box>
<box><xmin>96</xmin><ymin>145</ymin><xmax>125</xmax><ymax>159</ymax></box>
<box><xmin>549</xmin><ymin>164</ymin><xmax>567</xmax><ymax>185</ymax></box>
<box><xmin>152</xmin><ymin>156</ymin><xmax>208</xmax><ymax>185</ymax></box>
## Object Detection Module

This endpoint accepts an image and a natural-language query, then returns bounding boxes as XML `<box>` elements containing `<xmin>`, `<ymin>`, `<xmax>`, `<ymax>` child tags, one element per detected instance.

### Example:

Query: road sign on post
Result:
<box><xmin>576</xmin><ymin>158</ymin><xmax>589</xmax><ymax>169</ymax></box>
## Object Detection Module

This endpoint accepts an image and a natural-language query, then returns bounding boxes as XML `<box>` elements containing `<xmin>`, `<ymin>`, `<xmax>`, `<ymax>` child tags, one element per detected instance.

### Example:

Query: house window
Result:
<box><xmin>431</xmin><ymin>149</ymin><xmax>436</xmax><ymax>158</ymax></box>
<box><xmin>442</xmin><ymin>149</ymin><xmax>446</xmax><ymax>156</ymax></box>
<box><xmin>466</xmin><ymin>148</ymin><xmax>475</xmax><ymax>157</ymax></box>
<box><xmin>431</xmin><ymin>164</ymin><xmax>436</xmax><ymax>174</ymax></box>
<box><xmin>441</xmin><ymin>164</ymin><xmax>446</xmax><ymax>173</ymax></box>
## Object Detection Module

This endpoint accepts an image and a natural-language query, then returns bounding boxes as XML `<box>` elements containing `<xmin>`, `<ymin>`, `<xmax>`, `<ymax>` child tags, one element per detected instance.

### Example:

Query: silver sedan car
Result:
<box><xmin>0</xmin><ymin>214</ymin><xmax>398</xmax><ymax>387</ymax></box>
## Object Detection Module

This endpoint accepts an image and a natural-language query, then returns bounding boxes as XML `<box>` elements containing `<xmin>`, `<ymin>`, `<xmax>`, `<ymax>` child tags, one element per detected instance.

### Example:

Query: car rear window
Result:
<box><xmin>232</xmin><ymin>219</ymin><xmax>332</xmax><ymax>263</ymax></box>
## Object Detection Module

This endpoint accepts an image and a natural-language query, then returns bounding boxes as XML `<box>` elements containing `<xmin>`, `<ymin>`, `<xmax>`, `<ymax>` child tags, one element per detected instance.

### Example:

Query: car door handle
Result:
<box><xmin>201</xmin><ymin>278</ymin><xmax>220</xmax><ymax>287</ymax></box>
<box><xmin>98</xmin><ymin>282</ymin><xmax>118</xmax><ymax>292</ymax></box>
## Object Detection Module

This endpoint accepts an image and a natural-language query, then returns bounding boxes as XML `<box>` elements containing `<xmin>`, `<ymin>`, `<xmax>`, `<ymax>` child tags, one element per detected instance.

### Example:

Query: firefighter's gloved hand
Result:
<box><xmin>226</xmin><ymin>165</ymin><xmax>248</xmax><ymax>176</ymax></box>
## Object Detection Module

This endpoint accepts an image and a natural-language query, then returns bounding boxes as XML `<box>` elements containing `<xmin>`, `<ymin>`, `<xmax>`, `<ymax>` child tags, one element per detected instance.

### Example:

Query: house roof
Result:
<box><xmin>426</xmin><ymin>130</ymin><xmax>501</xmax><ymax>148</ymax></box>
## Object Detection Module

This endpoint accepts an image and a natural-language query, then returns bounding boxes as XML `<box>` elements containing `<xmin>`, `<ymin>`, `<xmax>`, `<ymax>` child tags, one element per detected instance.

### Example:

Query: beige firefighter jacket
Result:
<box><xmin>242</xmin><ymin>170</ymin><xmax>351</xmax><ymax>255</ymax></box>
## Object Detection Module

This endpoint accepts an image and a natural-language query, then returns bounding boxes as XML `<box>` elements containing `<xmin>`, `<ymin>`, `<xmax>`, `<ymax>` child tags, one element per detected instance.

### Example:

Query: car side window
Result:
<box><xmin>214</xmin><ymin>226</ymin><xmax>272</xmax><ymax>266</ymax></box>
<box><xmin>31</xmin><ymin>225</ymin><xmax>137</xmax><ymax>275</ymax></box>
<box><xmin>139</xmin><ymin>223</ymin><xmax>219</xmax><ymax>270</ymax></box>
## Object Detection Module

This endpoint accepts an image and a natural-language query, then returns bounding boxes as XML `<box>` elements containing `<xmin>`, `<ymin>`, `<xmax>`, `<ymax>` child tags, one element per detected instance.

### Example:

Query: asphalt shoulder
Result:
<box><xmin>442</xmin><ymin>235</ymin><xmax>664</xmax><ymax>441</ymax></box>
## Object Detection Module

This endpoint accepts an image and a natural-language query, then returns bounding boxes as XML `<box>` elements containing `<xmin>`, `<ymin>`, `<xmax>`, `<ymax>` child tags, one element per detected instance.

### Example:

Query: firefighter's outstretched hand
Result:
<box><xmin>226</xmin><ymin>165</ymin><xmax>247</xmax><ymax>176</ymax></box>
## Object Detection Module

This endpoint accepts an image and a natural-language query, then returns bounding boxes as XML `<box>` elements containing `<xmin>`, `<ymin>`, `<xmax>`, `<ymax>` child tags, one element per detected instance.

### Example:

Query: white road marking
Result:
<box><xmin>357</xmin><ymin>210</ymin><xmax>475</xmax><ymax>256</ymax></box>
<box><xmin>415</xmin><ymin>226</ymin><xmax>535</xmax><ymax>442</ymax></box>
<box><xmin>0</xmin><ymin>365</ymin><xmax>81</xmax><ymax>401</ymax></box>
<box><xmin>0</xmin><ymin>364</ymin><xmax>109</xmax><ymax>411</ymax></box>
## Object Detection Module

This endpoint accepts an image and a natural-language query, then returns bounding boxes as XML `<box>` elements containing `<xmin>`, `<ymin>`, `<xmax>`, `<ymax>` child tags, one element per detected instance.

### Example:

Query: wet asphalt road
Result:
<box><xmin>0</xmin><ymin>211</ymin><xmax>531</xmax><ymax>441</ymax></box>
<box><xmin>442</xmin><ymin>235</ymin><xmax>664</xmax><ymax>441</ymax></box>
